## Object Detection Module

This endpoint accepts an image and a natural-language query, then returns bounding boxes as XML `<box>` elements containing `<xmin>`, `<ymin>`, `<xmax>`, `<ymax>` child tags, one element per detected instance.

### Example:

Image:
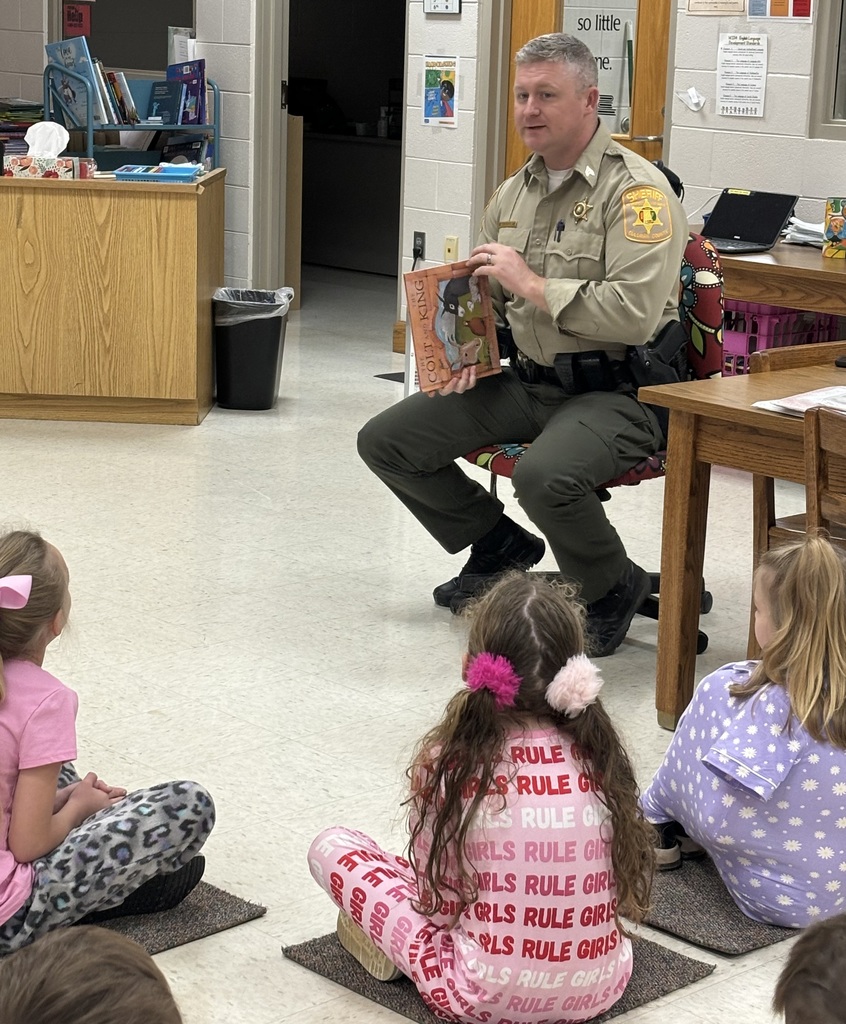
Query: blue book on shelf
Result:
<box><xmin>44</xmin><ymin>36</ymin><xmax>103</xmax><ymax>128</ymax></box>
<box><xmin>146</xmin><ymin>80</ymin><xmax>185</xmax><ymax>124</ymax></box>
<box><xmin>167</xmin><ymin>59</ymin><xmax>206</xmax><ymax>124</ymax></box>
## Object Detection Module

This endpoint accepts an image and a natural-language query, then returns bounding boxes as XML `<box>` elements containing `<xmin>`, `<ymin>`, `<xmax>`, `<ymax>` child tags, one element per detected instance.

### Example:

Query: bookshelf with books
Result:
<box><xmin>43</xmin><ymin>62</ymin><xmax>220</xmax><ymax>170</ymax></box>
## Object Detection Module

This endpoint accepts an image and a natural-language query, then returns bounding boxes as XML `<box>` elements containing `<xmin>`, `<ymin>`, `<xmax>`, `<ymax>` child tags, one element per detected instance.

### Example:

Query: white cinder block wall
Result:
<box><xmin>668</xmin><ymin>5</ymin><xmax>835</xmax><ymax>224</ymax></box>
<box><xmin>0</xmin><ymin>0</ymin><xmax>253</xmax><ymax>287</ymax></box>
<box><xmin>401</xmin><ymin>0</ymin><xmax>483</xmax><ymax>291</ymax></box>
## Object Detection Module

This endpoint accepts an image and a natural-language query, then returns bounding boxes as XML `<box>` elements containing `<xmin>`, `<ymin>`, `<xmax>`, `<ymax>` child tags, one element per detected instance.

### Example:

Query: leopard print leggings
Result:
<box><xmin>0</xmin><ymin>764</ymin><xmax>215</xmax><ymax>952</ymax></box>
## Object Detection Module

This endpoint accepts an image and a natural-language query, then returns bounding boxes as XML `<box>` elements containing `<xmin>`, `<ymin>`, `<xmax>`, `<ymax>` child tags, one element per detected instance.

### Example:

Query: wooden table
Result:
<box><xmin>638</xmin><ymin>362</ymin><xmax>845</xmax><ymax>729</ymax></box>
<box><xmin>719</xmin><ymin>240</ymin><xmax>846</xmax><ymax>316</ymax></box>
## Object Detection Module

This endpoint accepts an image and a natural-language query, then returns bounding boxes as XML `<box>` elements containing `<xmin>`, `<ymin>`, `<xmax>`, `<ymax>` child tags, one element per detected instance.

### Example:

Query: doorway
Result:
<box><xmin>288</xmin><ymin>0</ymin><xmax>406</xmax><ymax>278</ymax></box>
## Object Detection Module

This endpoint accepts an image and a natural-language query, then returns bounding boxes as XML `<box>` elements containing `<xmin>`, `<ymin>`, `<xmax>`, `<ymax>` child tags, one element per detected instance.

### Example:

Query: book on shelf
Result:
<box><xmin>114</xmin><ymin>73</ymin><xmax>140</xmax><ymax>124</ymax></box>
<box><xmin>44</xmin><ymin>36</ymin><xmax>103</xmax><ymax>128</ymax></box>
<box><xmin>166</xmin><ymin>59</ymin><xmax>206</xmax><ymax>125</ymax></box>
<box><xmin>161</xmin><ymin>134</ymin><xmax>206</xmax><ymax>164</ymax></box>
<box><xmin>753</xmin><ymin>386</ymin><xmax>846</xmax><ymax>417</ymax></box>
<box><xmin>92</xmin><ymin>58</ymin><xmax>120</xmax><ymax>125</ymax></box>
<box><xmin>403</xmin><ymin>260</ymin><xmax>501</xmax><ymax>393</ymax></box>
<box><xmin>146</xmin><ymin>80</ymin><xmax>185</xmax><ymax>124</ymax></box>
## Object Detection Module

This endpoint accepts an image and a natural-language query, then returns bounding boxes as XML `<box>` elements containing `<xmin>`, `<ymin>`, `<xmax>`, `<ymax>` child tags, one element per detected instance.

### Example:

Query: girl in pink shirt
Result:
<box><xmin>308</xmin><ymin>571</ymin><xmax>655</xmax><ymax>1023</ymax></box>
<box><xmin>0</xmin><ymin>530</ymin><xmax>214</xmax><ymax>952</ymax></box>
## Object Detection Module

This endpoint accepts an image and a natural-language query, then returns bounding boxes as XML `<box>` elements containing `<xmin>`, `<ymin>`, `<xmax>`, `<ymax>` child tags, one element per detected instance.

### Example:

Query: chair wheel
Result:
<box><xmin>696</xmin><ymin>630</ymin><xmax>709</xmax><ymax>655</ymax></box>
<box><xmin>700</xmin><ymin>590</ymin><xmax>713</xmax><ymax>614</ymax></box>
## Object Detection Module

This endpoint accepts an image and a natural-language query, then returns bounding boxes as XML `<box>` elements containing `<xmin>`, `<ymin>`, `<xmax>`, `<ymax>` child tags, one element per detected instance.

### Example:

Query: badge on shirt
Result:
<box><xmin>622</xmin><ymin>186</ymin><xmax>672</xmax><ymax>243</ymax></box>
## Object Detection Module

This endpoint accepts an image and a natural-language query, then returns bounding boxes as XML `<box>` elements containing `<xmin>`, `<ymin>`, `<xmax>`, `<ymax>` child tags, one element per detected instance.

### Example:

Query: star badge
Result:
<box><xmin>573</xmin><ymin>198</ymin><xmax>593</xmax><ymax>223</ymax></box>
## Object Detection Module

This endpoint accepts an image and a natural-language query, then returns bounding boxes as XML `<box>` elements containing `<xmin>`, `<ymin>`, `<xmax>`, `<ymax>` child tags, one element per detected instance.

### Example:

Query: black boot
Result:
<box><xmin>585</xmin><ymin>560</ymin><xmax>651</xmax><ymax>657</ymax></box>
<box><xmin>78</xmin><ymin>856</ymin><xmax>205</xmax><ymax>923</ymax></box>
<box><xmin>433</xmin><ymin>516</ymin><xmax>545</xmax><ymax>609</ymax></box>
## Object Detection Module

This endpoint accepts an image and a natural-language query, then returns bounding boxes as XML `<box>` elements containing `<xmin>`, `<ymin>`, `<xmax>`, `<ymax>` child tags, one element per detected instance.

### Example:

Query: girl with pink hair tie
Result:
<box><xmin>308</xmin><ymin>571</ymin><xmax>655</xmax><ymax>1023</ymax></box>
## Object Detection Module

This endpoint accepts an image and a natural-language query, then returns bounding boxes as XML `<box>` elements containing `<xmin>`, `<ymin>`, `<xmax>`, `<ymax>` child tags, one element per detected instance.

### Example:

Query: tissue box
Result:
<box><xmin>2</xmin><ymin>156</ymin><xmax>96</xmax><ymax>179</ymax></box>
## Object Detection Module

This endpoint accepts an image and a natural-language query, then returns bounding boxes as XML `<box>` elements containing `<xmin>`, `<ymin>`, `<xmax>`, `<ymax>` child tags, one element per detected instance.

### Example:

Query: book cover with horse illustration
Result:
<box><xmin>403</xmin><ymin>259</ymin><xmax>501</xmax><ymax>392</ymax></box>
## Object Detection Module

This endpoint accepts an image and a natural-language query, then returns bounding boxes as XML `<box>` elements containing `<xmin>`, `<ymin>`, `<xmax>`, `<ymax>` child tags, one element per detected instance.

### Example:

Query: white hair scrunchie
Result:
<box><xmin>545</xmin><ymin>653</ymin><xmax>604</xmax><ymax>718</ymax></box>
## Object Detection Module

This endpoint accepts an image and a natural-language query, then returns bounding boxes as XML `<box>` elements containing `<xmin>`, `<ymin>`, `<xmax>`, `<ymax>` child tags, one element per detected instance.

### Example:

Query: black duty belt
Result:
<box><xmin>513</xmin><ymin>349</ymin><xmax>634</xmax><ymax>396</ymax></box>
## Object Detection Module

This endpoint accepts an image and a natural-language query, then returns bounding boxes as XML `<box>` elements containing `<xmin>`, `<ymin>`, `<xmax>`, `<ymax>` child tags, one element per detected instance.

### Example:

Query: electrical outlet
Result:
<box><xmin>412</xmin><ymin>231</ymin><xmax>426</xmax><ymax>260</ymax></box>
<box><xmin>444</xmin><ymin>235</ymin><xmax>459</xmax><ymax>262</ymax></box>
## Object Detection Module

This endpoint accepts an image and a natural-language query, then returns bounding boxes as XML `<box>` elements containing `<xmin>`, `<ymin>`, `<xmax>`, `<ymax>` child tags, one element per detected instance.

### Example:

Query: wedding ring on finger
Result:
<box><xmin>486</xmin><ymin>253</ymin><xmax>493</xmax><ymax>266</ymax></box>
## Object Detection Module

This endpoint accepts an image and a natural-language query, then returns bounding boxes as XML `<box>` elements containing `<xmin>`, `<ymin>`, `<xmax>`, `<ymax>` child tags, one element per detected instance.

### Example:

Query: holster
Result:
<box><xmin>625</xmin><ymin>320</ymin><xmax>688</xmax><ymax>390</ymax></box>
<box><xmin>625</xmin><ymin>319</ymin><xmax>688</xmax><ymax>436</ymax></box>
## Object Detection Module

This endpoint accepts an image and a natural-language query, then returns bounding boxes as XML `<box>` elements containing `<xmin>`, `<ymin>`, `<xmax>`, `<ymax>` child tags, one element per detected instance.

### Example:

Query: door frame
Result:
<box><xmin>251</xmin><ymin>0</ymin><xmax>288</xmax><ymax>290</ymax></box>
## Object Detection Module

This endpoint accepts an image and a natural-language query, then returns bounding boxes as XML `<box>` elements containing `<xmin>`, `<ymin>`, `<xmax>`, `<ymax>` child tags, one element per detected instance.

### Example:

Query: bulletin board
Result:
<box><xmin>59</xmin><ymin>0</ymin><xmax>194</xmax><ymax>72</ymax></box>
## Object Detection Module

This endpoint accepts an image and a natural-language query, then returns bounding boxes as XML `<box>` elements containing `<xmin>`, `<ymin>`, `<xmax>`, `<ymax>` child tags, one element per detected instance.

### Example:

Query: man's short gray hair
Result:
<box><xmin>515</xmin><ymin>33</ymin><xmax>599</xmax><ymax>92</ymax></box>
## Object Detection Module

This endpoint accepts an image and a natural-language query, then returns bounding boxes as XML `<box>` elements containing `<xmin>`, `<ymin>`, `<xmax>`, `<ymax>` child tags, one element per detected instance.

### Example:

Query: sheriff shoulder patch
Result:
<box><xmin>622</xmin><ymin>186</ymin><xmax>672</xmax><ymax>243</ymax></box>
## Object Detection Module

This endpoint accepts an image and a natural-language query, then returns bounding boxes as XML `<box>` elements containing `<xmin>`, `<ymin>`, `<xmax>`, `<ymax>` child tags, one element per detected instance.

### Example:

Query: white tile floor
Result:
<box><xmin>5</xmin><ymin>265</ymin><xmax>807</xmax><ymax>1023</ymax></box>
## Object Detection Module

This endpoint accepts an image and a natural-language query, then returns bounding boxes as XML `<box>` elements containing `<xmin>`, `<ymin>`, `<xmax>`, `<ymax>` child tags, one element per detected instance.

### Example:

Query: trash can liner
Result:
<box><xmin>213</xmin><ymin>287</ymin><xmax>294</xmax><ymax>327</ymax></box>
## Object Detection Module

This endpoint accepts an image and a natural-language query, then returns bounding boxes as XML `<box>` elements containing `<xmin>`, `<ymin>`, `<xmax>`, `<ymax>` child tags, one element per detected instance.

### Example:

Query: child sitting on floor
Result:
<box><xmin>0</xmin><ymin>529</ymin><xmax>215</xmax><ymax>953</ymax></box>
<box><xmin>308</xmin><ymin>571</ymin><xmax>655</xmax><ymax>1023</ymax></box>
<box><xmin>0</xmin><ymin>926</ymin><xmax>183</xmax><ymax>1024</ymax></box>
<box><xmin>641</xmin><ymin>534</ymin><xmax>846</xmax><ymax>928</ymax></box>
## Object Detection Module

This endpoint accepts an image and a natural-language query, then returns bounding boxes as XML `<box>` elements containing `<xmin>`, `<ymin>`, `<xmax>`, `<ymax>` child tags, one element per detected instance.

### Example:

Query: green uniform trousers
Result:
<box><xmin>357</xmin><ymin>369</ymin><xmax>664</xmax><ymax>603</ymax></box>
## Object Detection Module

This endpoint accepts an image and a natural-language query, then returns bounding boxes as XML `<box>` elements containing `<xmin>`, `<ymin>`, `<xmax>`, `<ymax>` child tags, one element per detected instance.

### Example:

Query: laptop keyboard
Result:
<box><xmin>707</xmin><ymin>238</ymin><xmax>770</xmax><ymax>254</ymax></box>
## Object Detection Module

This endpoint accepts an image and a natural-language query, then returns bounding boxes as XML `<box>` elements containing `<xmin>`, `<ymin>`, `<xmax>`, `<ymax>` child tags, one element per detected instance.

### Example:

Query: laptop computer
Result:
<box><xmin>701</xmin><ymin>189</ymin><xmax>798</xmax><ymax>254</ymax></box>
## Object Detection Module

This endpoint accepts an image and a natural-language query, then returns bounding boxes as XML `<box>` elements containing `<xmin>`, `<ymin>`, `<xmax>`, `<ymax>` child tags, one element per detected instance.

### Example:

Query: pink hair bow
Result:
<box><xmin>0</xmin><ymin>575</ymin><xmax>32</xmax><ymax>610</ymax></box>
<box><xmin>466</xmin><ymin>652</ymin><xmax>522</xmax><ymax>709</ymax></box>
<box><xmin>546</xmin><ymin>653</ymin><xmax>603</xmax><ymax>718</ymax></box>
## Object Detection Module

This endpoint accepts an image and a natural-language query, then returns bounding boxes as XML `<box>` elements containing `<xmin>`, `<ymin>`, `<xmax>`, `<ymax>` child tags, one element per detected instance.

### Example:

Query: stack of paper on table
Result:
<box><xmin>753</xmin><ymin>386</ymin><xmax>846</xmax><ymax>416</ymax></box>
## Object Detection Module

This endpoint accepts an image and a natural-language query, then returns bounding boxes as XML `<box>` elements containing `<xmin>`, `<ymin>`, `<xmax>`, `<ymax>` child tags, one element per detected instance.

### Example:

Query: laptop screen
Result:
<box><xmin>702</xmin><ymin>189</ymin><xmax>797</xmax><ymax>245</ymax></box>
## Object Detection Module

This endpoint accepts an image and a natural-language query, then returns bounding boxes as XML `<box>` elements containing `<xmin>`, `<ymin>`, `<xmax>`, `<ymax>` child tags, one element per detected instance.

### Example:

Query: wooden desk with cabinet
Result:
<box><xmin>0</xmin><ymin>167</ymin><xmax>225</xmax><ymax>425</ymax></box>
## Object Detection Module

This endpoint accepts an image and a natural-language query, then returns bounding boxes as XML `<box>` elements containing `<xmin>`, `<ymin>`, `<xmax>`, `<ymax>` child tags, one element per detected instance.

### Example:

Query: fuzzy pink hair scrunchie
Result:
<box><xmin>466</xmin><ymin>652</ymin><xmax>522</xmax><ymax>709</ymax></box>
<box><xmin>545</xmin><ymin>653</ymin><xmax>603</xmax><ymax>718</ymax></box>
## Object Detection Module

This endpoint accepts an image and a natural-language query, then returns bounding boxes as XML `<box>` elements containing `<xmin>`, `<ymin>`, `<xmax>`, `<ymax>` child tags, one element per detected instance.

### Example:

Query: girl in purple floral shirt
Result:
<box><xmin>641</xmin><ymin>535</ymin><xmax>846</xmax><ymax>927</ymax></box>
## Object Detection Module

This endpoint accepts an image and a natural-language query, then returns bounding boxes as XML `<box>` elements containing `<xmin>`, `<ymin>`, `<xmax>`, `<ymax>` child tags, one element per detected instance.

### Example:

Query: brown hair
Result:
<box><xmin>0</xmin><ymin>926</ymin><xmax>183</xmax><ymax>1024</ymax></box>
<box><xmin>772</xmin><ymin>912</ymin><xmax>846</xmax><ymax>1023</ymax></box>
<box><xmin>0</xmin><ymin>530</ymin><xmax>67</xmax><ymax>702</ymax></box>
<box><xmin>407</xmin><ymin>571</ymin><xmax>654</xmax><ymax>932</ymax></box>
<box><xmin>731</xmin><ymin>534</ymin><xmax>846</xmax><ymax>746</ymax></box>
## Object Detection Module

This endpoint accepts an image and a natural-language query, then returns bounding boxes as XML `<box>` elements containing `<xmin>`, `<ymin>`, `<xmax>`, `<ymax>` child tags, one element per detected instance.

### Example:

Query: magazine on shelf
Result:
<box><xmin>403</xmin><ymin>260</ymin><xmax>501</xmax><ymax>393</ymax></box>
<box><xmin>753</xmin><ymin>386</ymin><xmax>846</xmax><ymax>417</ymax></box>
<box><xmin>166</xmin><ymin>59</ymin><xmax>206</xmax><ymax>125</ymax></box>
<box><xmin>44</xmin><ymin>36</ymin><xmax>103</xmax><ymax>128</ymax></box>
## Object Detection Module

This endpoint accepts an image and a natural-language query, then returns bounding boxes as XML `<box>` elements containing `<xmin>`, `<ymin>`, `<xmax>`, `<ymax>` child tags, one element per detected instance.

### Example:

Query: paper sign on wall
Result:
<box><xmin>687</xmin><ymin>0</ymin><xmax>745</xmax><ymax>14</ymax></box>
<box><xmin>422</xmin><ymin>56</ymin><xmax>458</xmax><ymax>128</ymax></box>
<box><xmin>62</xmin><ymin>3</ymin><xmax>92</xmax><ymax>38</ymax></box>
<box><xmin>717</xmin><ymin>33</ymin><xmax>768</xmax><ymax>117</ymax></box>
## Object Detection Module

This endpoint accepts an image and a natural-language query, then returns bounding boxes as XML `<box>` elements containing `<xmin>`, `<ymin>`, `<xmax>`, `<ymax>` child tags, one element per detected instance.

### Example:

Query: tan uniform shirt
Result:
<box><xmin>479</xmin><ymin>122</ymin><xmax>688</xmax><ymax>365</ymax></box>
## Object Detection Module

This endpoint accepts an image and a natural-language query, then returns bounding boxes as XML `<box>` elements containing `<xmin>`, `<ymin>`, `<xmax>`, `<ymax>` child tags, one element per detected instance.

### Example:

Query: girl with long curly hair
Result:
<box><xmin>308</xmin><ymin>572</ymin><xmax>655</xmax><ymax>1023</ymax></box>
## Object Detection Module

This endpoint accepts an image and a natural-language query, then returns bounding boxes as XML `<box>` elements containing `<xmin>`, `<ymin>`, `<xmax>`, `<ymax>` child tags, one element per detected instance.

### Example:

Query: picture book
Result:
<box><xmin>44</xmin><ymin>36</ymin><xmax>102</xmax><ymax>128</ymax></box>
<box><xmin>403</xmin><ymin>260</ymin><xmax>501</xmax><ymax>392</ymax></box>
<box><xmin>92</xmin><ymin>58</ymin><xmax>119</xmax><ymax>124</ymax></box>
<box><xmin>166</xmin><ymin>59</ymin><xmax>206</xmax><ymax>125</ymax></box>
<box><xmin>146</xmin><ymin>80</ymin><xmax>185</xmax><ymax>124</ymax></box>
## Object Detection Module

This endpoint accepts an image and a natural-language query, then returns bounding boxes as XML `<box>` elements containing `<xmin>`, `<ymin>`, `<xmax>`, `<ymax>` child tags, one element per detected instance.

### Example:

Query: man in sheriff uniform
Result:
<box><xmin>358</xmin><ymin>33</ymin><xmax>687</xmax><ymax>656</ymax></box>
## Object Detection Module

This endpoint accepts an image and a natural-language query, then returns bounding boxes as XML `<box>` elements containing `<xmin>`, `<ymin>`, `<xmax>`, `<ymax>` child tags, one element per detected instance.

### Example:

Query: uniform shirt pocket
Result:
<box><xmin>497</xmin><ymin>227</ymin><xmax>530</xmax><ymax>254</ymax></box>
<box><xmin>546</xmin><ymin>227</ymin><xmax>605</xmax><ymax>283</ymax></box>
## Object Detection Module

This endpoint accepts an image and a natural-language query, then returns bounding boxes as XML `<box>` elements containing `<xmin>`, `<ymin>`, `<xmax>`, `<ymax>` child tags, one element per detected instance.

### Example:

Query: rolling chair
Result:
<box><xmin>462</xmin><ymin>232</ymin><xmax>725</xmax><ymax>654</ymax></box>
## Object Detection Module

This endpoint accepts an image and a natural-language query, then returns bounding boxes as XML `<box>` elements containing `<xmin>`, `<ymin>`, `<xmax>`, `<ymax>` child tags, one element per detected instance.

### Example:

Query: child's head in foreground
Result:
<box><xmin>773</xmin><ymin>912</ymin><xmax>846</xmax><ymax>1023</ymax></box>
<box><xmin>0</xmin><ymin>926</ymin><xmax>182</xmax><ymax>1024</ymax></box>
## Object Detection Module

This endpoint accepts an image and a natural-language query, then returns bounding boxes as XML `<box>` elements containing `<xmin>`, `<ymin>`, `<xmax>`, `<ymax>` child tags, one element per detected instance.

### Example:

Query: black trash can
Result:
<box><xmin>213</xmin><ymin>287</ymin><xmax>294</xmax><ymax>410</ymax></box>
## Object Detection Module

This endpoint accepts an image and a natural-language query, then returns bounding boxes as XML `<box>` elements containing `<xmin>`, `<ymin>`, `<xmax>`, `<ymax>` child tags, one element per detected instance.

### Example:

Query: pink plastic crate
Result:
<box><xmin>722</xmin><ymin>300</ymin><xmax>840</xmax><ymax>375</ymax></box>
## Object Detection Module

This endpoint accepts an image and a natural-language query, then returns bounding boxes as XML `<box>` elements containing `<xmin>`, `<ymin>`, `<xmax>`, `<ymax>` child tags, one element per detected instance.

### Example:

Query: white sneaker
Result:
<box><xmin>336</xmin><ymin>911</ymin><xmax>402</xmax><ymax>982</ymax></box>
